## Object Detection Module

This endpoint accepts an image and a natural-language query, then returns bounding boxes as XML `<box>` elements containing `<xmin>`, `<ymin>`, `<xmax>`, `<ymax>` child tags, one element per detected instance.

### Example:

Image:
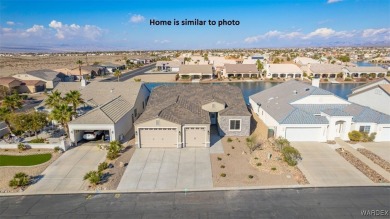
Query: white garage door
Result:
<box><xmin>184</xmin><ymin>127</ymin><xmax>206</xmax><ymax>147</ymax></box>
<box><xmin>377</xmin><ymin>127</ymin><xmax>390</xmax><ymax>141</ymax></box>
<box><xmin>139</xmin><ymin>128</ymin><xmax>177</xmax><ymax>148</ymax></box>
<box><xmin>285</xmin><ymin>127</ymin><xmax>322</xmax><ymax>141</ymax></box>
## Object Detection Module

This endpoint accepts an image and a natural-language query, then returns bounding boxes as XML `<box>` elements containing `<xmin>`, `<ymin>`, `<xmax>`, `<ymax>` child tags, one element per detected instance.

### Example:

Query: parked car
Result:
<box><xmin>83</xmin><ymin>130</ymin><xmax>103</xmax><ymax>140</ymax></box>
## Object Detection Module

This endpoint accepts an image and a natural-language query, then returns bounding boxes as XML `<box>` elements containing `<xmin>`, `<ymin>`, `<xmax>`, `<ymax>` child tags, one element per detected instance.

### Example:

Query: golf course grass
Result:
<box><xmin>0</xmin><ymin>153</ymin><xmax>52</xmax><ymax>166</ymax></box>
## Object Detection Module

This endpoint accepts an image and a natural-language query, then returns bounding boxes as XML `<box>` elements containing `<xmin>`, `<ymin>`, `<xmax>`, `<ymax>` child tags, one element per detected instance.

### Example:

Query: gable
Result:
<box><xmin>291</xmin><ymin>95</ymin><xmax>350</xmax><ymax>105</ymax></box>
<box><xmin>202</xmin><ymin>101</ymin><xmax>225</xmax><ymax>112</ymax></box>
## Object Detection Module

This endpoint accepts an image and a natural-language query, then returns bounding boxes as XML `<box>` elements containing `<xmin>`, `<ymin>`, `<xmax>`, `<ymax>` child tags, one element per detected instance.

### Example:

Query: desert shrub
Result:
<box><xmin>271</xmin><ymin>167</ymin><xmax>277</xmax><ymax>171</ymax></box>
<box><xmin>133</xmin><ymin>78</ymin><xmax>141</xmax><ymax>82</ymax></box>
<box><xmin>274</xmin><ymin>137</ymin><xmax>290</xmax><ymax>151</ymax></box>
<box><xmin>231</xmin><ymin>146</ymin><xmax>235</xmax><ymax>149</ymax></box>
<box><xmin>248</xmin><ymin>175</ymin><xmax>254</xmax><ymax>179</ymax></box>
<box><xmin>344</xmin><ymin>77</ymin><xmax>352</xmax><ymax>81</ymax></box>
<box><xmin>54</xmin><ymin>146</ymin><xmax>61</xmax><ymax>153</ymax></box>
<box><xmin>17</xmin><ymin>143</ymin><xmax>27</xmax><ymax>151</ymax></box>
<box><xmin>303</xmin><ymin>72</ymin><xmax>307</xmax><ymax>77</ymax></box>
<box><xmin>348</xmin><ymin>130</ymin><xmax>362</xmax><ymax>142</ymax></box>
<box><xmin>227</xmin><ymin>137</ymin><xmax>233</xmax><ymax>142</ymax></box>
<box><xmin>324</xmin><ymin>78</ymin><xmax>328</xmax><ymax>82</ymax></box>
<box><xmin>9</xmin><ymin>172</ymin><xmax>29</xmax><ymax>187</ymax></box>
<box><xmin>98</xmin><ymin>162</ymin><xmax>109</xmax><ymax>172</ymax></box>
<box><xmin>227</xmin><ymin>153</ymin><xmax>230</xmax><ymax>156</ymax></box>
<box><xmin>220</xmin><ymin>165</ymin><xmax>225</xmax><ymax>168</ymax></box>
<box><xmin>246</xmin><ymin>135</ymin><xmax>262</xmax><ymax>154</ymax></box>
<box><xmin>256</xmin><ymin>162</ymin><xmax>262</xmax><ymax>166</ymax></box>
<box><xmin>84</xmin><ymin>171</ymin><xmax>102</xmax><ymax>185</ymax></box>
<box><xmin>361</xmin><ymin>132</ymin><xmax>376</xmax><ymax>142</ymax></box>
<box><xmin>106</xmin><ymin>140</ymin><xmax>123</xmax><ymax>160</ymax></box>
<box><xmin>254</xmin><ymin>157</ymin><xmax>258</xmax><ymax>160</ymax></box>
<box><xmin>217</xmin><ymin>157</ymin><xmax>222</xmax><ymax>161</ymax></box>
<box><xmin>220</xmin><ymin>173</ymin><xmax>226</xmax><ymax>177</ymax></box>
<box><xmin>282</xmin><ymin>146</ymin><xmax>301</xmax><ymax>166</ymax></box>
<box><xmin>29</xmin><ymin>138</ymin><xmax>45</xmax><ymax>143</ymax></box>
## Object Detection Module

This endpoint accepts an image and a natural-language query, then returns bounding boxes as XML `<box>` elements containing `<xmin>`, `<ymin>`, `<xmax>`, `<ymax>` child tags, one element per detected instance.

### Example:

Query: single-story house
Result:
<box><xmin>0</xmin><ymin>77</ymin><xmax>24</xmax><ymax>94</ymax></box>
<box><xmin>19</xmin><ymin>80</ymin><xmax>46</xmax><ymax>93</ymax></box>
<box><xmin>293</xmin><ymin>57</ymin><xmax>320</xmax><ymax>66</ymax></box>
<box><xmin>0</xmin><ymin>77</ymin><xmax>46</xmax><ymax>94</ymax></box>
<box><xmin>134</xmin><ymin>84</ymin><xmax>251</xmax><ymax>148</ymax></box>
<box><xmin>249</xmin><ymin>79</ymin><xmax>390</xmax><ymax>142</ymax></box>
<box><xmin>264</xmin><ymin>64</ymin><xmax>303</xmax><ymax>79</ymax></box>
<box><xmin>156</xmin><ymin>61</ymin><xmax>181</xmax><ymax>72</ymax></box>
<box><xmin>100</xmin><ymin>63</ymin><xmax>126</xmax><ymax>73</ymax></box>
<box><xmin>348</xmin><ymin>77</ymin><xmax>390</xmax><ymax>115</ymax></box>
<box><xmin>343</xmin><ymin>66</ymin><xmax>387</xmax><ymax>78</ymax></box>
<box><xmin>223</xmin><ymin>64</ymin><xmax>260</xmax><ymax>78</ymax></box>
<box><xmin>178</xmin><ymin>65</ymin><xmax>214</xmax><ymax>80</ymax></box>
<box><xmin>13</xmin><ymin>69</ymin><xmax>68</xmax><ymax>89</ymax></box>
<box><xmin>309</xmin><ymin>64</ymin><xmax>344</xmax><ymax>78</ymax></box>
<box><xmin>40</xmin><ymin>80</ymin><xmax>150</xmax><ymax>144</ymax></box>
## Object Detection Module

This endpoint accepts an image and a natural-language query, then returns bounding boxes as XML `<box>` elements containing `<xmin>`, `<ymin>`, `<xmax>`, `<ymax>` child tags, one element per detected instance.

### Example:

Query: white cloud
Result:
<box><xmin>245</xmin><ymin>30</ymin><xmax>300</xmax><ymax>43</ymax></box>
<box><xmin>2</xmin><ymin>27</ymin><xmax>12</xmax><ymax>32</ymax></box>
<box><xmin>6</xmin><ymin>21</ymin><xmax>15</xmax><ymax>26</ymax></box>
<box><xmin>327</xmin><ymin>0</ymin><xmax>342</xmax><ymax>4</ymax></box>
<box><xmin>130</xmin><ymin>14</ymin><xmax>145</xmax><ymax>23</ymax></box>
<box><xmin>26</xmin><ymin>25</ymin><xmax>44</xmax><ymax>33</ymax></box>
<box><xmin>303</xmin><ymin>28</ymin><xmax>335</xmax><ymax>39</ymax></box>
<box><xmin>280</xmin><ymin>31</ymin><xmax>303</xmax><ymax>39</ymax></box>
<box><xmin>362</xmin><ymin>28</ymin><xmax>390</xmax><ymax>38</ymax></box>
<box><xmin>154</xmin><ymin>39</ymin><xmax>170</xmax><ymax>44</ymax></box>
<box><xmin>48</xmin><ymin>20</ymin><xmax>102</xmax><ymax>40</ymax></box>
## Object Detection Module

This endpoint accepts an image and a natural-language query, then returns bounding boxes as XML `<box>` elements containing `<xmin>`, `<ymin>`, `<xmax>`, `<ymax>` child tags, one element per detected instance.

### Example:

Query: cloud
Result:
<box><xmin>154</xmin><ymin>39</ymin><xmax>170</xmax><ymax>44</ymax></box>
<box><xmin>303</xmin><ymin>28</ymin><xmax>336</xmax><ymax>39</ymax></box>
<box><xmin>244</xmin><ymin>30</ymin><xmax>299</xmax><ymax>43</ymax></box>
<box><xmin>362</xmin><ymin>28</ymin><xmax>390</xmax><ymax>38</ymax></box>
<box><xmin>327</xmin><ymin>0</ymin><xmax>342</xmax><ymax>4</ymax></box>
<box><xmin>6</xmin><ymin>21</ymin><xmax>15</xmax><ymax>26</ymax></box>
<box><xmin>26</xmin><ymin>25</ymin><xmax>44</xmax><ymax>34</ymax></box>
<box><xmin>48</xmin><ymin>20</ymin><xmax>102</xmax><ymax>40</ymax></box>
<box><xmin>2</xmin><ymin>27</ymin><xmax>12</xmax><ymax>32</ymax></box>
<box><xmin>130</xmin><ymin>14</ymin><xmax>145</xmax><ymax>23</ymax></box>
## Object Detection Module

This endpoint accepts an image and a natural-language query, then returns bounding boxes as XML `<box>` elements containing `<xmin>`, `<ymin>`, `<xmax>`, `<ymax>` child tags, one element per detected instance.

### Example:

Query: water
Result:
<box><xmin>354</xmin><ymin>61</ymin><xmax>375</xmax><ymax>67</ymax></box>
<box><xmin>145</xmin><ymin>82</ymin><xmax>361</xmax><ymax>103</ymax></box>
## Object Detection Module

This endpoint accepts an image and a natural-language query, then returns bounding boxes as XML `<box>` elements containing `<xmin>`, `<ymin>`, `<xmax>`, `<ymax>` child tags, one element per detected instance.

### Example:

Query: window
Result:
<box><xmin>142</xmin><ymin>101</ymin><xmax>145</xmax><ymax>109</ymax></box>
<box><xmin>134</xmin><ymin>108</ymin><xmax>138</xmax><ymax>117</ymax></box>
<box><xmin>359</xmin><ymin>126</ymin><xmax>370</xmax><ymax>133</ymax></box>
<box><xmin>229</xmin><ymin>119</ymin><xmax>241</xmax><ymax>131</ymax></box>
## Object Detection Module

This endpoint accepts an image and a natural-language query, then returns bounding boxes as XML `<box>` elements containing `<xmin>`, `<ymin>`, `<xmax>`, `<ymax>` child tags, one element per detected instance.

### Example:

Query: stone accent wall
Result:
<box><xmin>218</xmin><ymin>116</ymin><xmax>250</xmax><ymax>136</ymax></box>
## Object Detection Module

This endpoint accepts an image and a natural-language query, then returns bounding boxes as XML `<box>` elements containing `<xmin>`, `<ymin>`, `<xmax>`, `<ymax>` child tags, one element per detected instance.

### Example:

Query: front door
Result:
<box><xmin>210</xmin><ymin>112</ymin><xmax>217</xmax><ymax>125</ymax></box>
<box><xmin>335</xmin><ymin>121</ymin><xmax>344</xmax><ymax>137</ymax></box>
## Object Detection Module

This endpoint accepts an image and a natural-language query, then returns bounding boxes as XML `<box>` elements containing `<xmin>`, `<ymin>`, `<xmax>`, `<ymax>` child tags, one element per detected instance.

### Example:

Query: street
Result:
<box><xmin>101</xmin><ymin>64</ymin><xmax>156</xmax><ymax>82</ymax></box>
<box><xmin>0</xmin><ymin>187</ymin><xmax>389</xmax><ymax>218</ymax></box>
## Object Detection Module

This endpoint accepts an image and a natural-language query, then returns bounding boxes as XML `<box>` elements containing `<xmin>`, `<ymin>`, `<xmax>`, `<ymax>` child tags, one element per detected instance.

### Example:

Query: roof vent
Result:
<box><xmin>305</xmin><ymin>88</ymin><xmax>310</xmax><ymax>91</ymax></box>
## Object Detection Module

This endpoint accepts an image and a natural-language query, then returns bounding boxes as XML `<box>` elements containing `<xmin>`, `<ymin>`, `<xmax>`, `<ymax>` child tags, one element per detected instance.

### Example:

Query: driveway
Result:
<box><xmin>117</xmin><ymin>148</ymin><xmax>213</xmax><ymax>190</ymax></box>
<box><xmin>360</xmin><ymin>142</ymin><xmax>390</xmax><ymax>163</ymax></box>
<box><xmin>291</xmin><ymin>142</ymin><xmax>372</xmax><ymax>186</ymax></box>
<box><xmin>26</xmin><ymin>146</ymin><xmax>106</xmax><ymax>193</ymax></box>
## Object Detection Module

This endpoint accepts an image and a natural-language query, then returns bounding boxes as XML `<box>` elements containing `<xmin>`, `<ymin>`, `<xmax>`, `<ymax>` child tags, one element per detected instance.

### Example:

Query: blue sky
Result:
<box><xmin>0</xmin><ymin>0</ymin><xmax>389</xmax><ymax>51</ymax></box>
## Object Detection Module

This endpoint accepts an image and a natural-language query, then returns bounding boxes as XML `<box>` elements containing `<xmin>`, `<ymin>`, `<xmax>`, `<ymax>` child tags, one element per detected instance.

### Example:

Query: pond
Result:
<box><xmin>145</xmin><ymin>81</ymin><xmax>361</xmax><ymax>103</ymax></box>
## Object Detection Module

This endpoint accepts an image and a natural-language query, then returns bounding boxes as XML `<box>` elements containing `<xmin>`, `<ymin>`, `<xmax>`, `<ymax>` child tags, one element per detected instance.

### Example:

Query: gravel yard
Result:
<box><xmin>357</xmin><ymin>148</ymin><xmax>390</xmax><ymax>173</ymax></box>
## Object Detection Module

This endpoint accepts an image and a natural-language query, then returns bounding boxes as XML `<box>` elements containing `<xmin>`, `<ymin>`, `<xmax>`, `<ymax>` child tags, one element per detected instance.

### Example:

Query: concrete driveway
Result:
<box><xmin>291</xmin><ymin>142</ymin><xmax>373</xmax><ymax>186</ymax></box>
<box><xmin>360</xmin><ymin>142</ymin><xmax>390</xmax><ymax>163</ymax></box>
<box><xmin>26</xmin><ymin>146</ymin><xmax>106</xmax><ymax>193</ymax></box>
<box><xmin>117</xmin><ymin>148</ymin><xmax>213</xmax><ymax>190</ymax></box>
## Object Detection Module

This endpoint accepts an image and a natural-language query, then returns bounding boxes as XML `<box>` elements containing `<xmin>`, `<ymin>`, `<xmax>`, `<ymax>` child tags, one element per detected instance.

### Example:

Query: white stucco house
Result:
<box><xmin>249</xmin><ymin>79</ymin><xmax>390</xmax><ymax>142</ymax></box>
<box><xmin>348</xmin><ymin>77</ymin><xmax>390</xmax><ymax>115</ymax></box>
<box><xmin>264</xmin><ymin>64</ymin><xmax>303</xmax><ymax>79</ymax></box>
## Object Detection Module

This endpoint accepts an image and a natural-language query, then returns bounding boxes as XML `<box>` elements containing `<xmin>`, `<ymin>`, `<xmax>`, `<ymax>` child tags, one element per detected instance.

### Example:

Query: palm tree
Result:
<box><xmin>76</xmin><ymin>60</ymin><xmax>84</xmax><ymax>81</ymax></box>
<box><xmin>65</xmin><ymin>90</ymin><xmax>84</xmax><ymax>114</ymax></box>
<box><xmin>114</xmin><ymin>69</ymin><xmax>122</xmax><ymax>82</ymax></box>
<box><xmin>2</xmin><ymin>92</ymin><xmax>23</xmax><ymax>112</ymax></box>
<box><xmin>45</xmin><ymin>90</ymin><xmax>63</xmax><ymax>109</ymax></box>
<box><xmin>50</xmin><ymin>103</ymin><xmax>73</xmax><ymax>136</ymax></box>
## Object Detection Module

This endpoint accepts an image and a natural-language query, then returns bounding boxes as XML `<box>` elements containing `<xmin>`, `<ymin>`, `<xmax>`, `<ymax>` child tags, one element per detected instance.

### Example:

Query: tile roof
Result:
<box><xmin>344</xmin><ymin>66</ymin><xmax>387</xmax><ymax>73</ymax></box>
<box><xmin>225</xmin><ymin>64</ymin><xmax>259</xmax><ymax>73</ymax></box>
<box><xmin>179</xmin><ymin>65</ymin><xmax>213</xmax><ymax>74</ymax></box>
<box><xmin>379</xmin><ymin>84</ymin><xmax>390</xmax><ymax>95</ymax></box>
<box><xmin>268</xmin><ymin>64</ymin><xmax>303</xmax><ymax>74</ymax></box>
<box><xmin>0</xmin><ymin>77</ymin><xmax>23</xmax><ymax>86</ymax></box>
<box><xmin>136</xmin><ymin>84</ymin><xmax>250</xmax><ymax>125</ymax></box>
<box><xmin>350</xmin><ymin>77</ymin><xmax>390</xmax><ymax>92</ymax></box>
<box><xmin>25</xmin><ymin>69</ymin><xmax>63</xmax><ymax>81</ymax></box>
<box><xmin>309</xmin><ymin>64</ymin><xmax>344</xmax><ymax>74</ymax></box>
<box><xmin>22</xmin><ymin>80</ymin><xmax>45</xmax><ymax>86</ymax></box>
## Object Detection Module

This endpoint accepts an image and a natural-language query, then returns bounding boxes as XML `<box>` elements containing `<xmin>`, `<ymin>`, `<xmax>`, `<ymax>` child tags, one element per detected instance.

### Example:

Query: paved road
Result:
<box><xmin>101</xmin><ymin>64</ymin><xmax>156</xmax><ymax>82</ymax></box>
<box><xmin>1</xmin><ymin>187</ymin><xmax>389</xmax><ymax>218</ymax></box>
<box><xmin>117</xmin><ymin>148</ymin><xmax>213</xmax><ymax>190</ymax></box>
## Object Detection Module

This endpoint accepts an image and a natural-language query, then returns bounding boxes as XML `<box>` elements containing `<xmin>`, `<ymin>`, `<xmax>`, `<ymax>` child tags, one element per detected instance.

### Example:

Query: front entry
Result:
<box><xmin>335</xmin><ymin>121</ymin><xmax>345</xmax><ymax>138</ymax></box>
<box><xmin>210</xmin><ymin>112</ymin><xmax>217</xmax><ymax>125</ymax></box>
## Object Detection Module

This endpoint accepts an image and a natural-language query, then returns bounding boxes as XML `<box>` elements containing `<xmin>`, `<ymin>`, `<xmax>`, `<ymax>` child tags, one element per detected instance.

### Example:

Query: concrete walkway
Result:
<box><xmin>335</xmin><ymin>139</ymin><xmax>390</xmax><ymax>181</ymax></box>
<box><xmin>25</xmin><ymin>146</ymin><xmax>106</xmax><ymax>193</ymax></box>
<box><xmin>360</xmin><ymin>142</ymin><xmax>390</xmax><ymax>163</ymax></box>
<box><xmin>117</xmin><ymin>148</ymin><xmax>213</xmax><ymax>191</ymax></box>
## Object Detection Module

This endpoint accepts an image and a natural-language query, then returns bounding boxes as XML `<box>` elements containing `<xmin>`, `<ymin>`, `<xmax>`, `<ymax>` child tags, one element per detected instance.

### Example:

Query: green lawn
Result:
<box><xmin>0</xmin><ymin>153</ymin><xmax>52</xmax><ymax>166</ymax></box>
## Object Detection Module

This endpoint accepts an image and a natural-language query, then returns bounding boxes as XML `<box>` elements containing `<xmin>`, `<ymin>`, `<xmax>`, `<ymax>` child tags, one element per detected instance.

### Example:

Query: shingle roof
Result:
<box><xmin>0</xmin><ymin>77</ymin><xmax>23</xmax><ymax>86</ymax></box>
<box><xmin>179</xmin><ymin>65</ymin><xmax>213</xmax><ymax>74</ymax></box>
<box><xmin>225</xmin><ymin>64</ymin><xmax>259</xmax><ymax>73</ymax></box>
<box><xmin>344</xmin><ymin>66</ymin><xmax>387</xmax><ymax>73</ymax></box>
<box><xmin>309</xmin><ymin>64</ymin><xmax>344</xmax><ymax>74</ymax></box>
<box><xmin>136</xmin><ymin>84</ymin><xmax>250</xmax><ymax>125</ymax></box>
<box><xmin>350</xmin><ymin>77</ymin><xmax>390</xmax><ymax>92</ymax></box>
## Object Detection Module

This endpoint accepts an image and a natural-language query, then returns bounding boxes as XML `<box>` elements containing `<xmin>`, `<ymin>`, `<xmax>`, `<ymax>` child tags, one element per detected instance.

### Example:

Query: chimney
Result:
<box><xmin>81</xmin><ymin>79</ymin><xmax>87</xmax><ymax>87</ymax></box>
<box><xmin>312</xmin><ymin>78</ymin><xmax>320</xmax><ymax>87</ymax></box>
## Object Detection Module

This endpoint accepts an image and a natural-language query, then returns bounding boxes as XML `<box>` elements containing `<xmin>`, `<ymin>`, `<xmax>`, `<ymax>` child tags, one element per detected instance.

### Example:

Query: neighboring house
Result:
<box><xmin>0</xmin><ymin>77</ymin><xmax>45</xmax><ymax>94</ymax></box>
<box><xmin>134</xmin><ymin>84</ymin><xmax>251</xmax><ymax>148</ymax></box>
<box><xmin>343</xmin><ymin>66</ymin><xmax>387</xmax><ymax>78</ymax></box>
<box><xmin>249</xmin><ymin>79</ymin><xmax>390</xmax><ymax>142</ymax></box>
<box><xmin>178</xmin><ymin>65</ymin><xmax>214</xmax><ymax>80</ymax></box>
<box><xmin>40</xmin><ymin>80</ymin><xmax>150</xmax><ymax>144</ymax></box>
<box><xmin>56</xmin><ymin>66</ymin><xmax>107</xmax><ymax>80</ymax></box>
<box><xmin>293</xmin><ymin>57</ymin><xmax>320</xmax><ymax>66</ymax></box>
<box><xmin>348</xmin><ymin>77</ymin><xmax>390</xmax><ymax>115</ymax></box>
<box><xmin>309</xmin><ymin>64</ymin><xmax>344</xmax><ymax>78</ymax></box>
<box><xmin>251</xmin><ymin>54</ymin><xmax>269</xmax><ymax>61</ymax></box>
<box><xmin>223</xmin><ymin>64</ymin><xmax>260</xmax><ymax>78</ymax></box>
<box><xmin>264</xmin><ymin>64</ymin><xmax>303</xmax><ymax>79</ymax></box>
<box><xmin>13</xmin><ymin>69</ymin><xmax>68</xmax><ymax>89</ymax></box>
<box><xmin>156</xmin><ymin>61</ymin><xmax>181</xmax><ymax>72</ymax></box>
<box><xmin>100</xmin><ymin>63</ymin><xmax>126</xmax><ymax>73</ymax></box>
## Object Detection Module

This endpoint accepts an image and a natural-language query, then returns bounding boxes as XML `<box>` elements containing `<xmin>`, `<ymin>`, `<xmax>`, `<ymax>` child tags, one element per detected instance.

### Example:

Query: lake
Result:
<box><xmin>145</xmin><ymin>82</ymin><xmax>361</xmax><ymax>103</ymax></box>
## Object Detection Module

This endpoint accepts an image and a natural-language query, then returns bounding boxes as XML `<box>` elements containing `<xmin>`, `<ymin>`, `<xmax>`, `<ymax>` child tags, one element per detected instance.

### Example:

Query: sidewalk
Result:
<box><xmin>335</xmin><ymin>138</ymin><xmax>390</xmax><ymax>181</ymax></box>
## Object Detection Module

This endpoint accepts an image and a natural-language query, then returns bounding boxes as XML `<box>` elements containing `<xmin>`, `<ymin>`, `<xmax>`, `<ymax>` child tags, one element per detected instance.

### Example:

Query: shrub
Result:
<box><xmin>344</xmin><ymin>77</ymin><xmax>352</xmax><ymax>81</ymax></box>
<box><xmin>254</xmin><ymin>157</ymin><xmax>259</xmax><ymax>160</ymax></box>
<box><xmin>9</xmin><ymin>172</ymin><xmax>29</xmax><ymax>187</ymax></box>
<box><xmin>281</xmin><ymin>146</ymin><xmax>301</xmax><ymax>166</ymax></box>
<box><xmin>106</xmin><ymin>140</ymin><xmax>123</xmax><ymax>160</ymax></box>
<box><xmin>217</xmin><ymin>157</ymin><xmax>222</xmax><ymax>161</ymax></box>
<box><xmin>256</xmin><ymin>162</ymin><xmax>262</xmax><ymax>166</ymax></box>
<box><xmin>324</xmin><ymin>78</ymin><xmax>328</xmax><ymax>82</ymax></box>
<box><xmin>303</xmin><ymin>72</ymin><xmax>307</xmax><ymax>77</ymax></box>
<box><xmin>248</xmin><ymin>175</ymin><xmax>254</xmax><ymax>179</ymax></box>
<box><xmin>271</xmin><ymin>167</ymin><xmax>277</xmax><ymax>171</ymax></box>
<box><xmin>270</xmin><ymin>78</ymin><xmax>274</xmax><ymax>81</ymax></box>
<box><xmin>220</xmin><ymin>165</ymin><xmax>225</xmax><ymax>168</ymax></box>
<box><xmin>29</xmin><ymin>138</ymin><xmax>45</xmax><ymax>143</ymax></box>
<box><xmin>133</xmin><ymin>78</ymin><xmax>141</xmax><ymax>82</ymax></box>
<box><xmin>348</xmin><ymin>130</ymin><xmax>362</xmax><ymax>142</ymax></box>
<box><xmin>274</xmin><ymin>137</ymin><xmax>290</xmax><ymax>151</ymax></box>
<box><xmin>227</xmin><ymin>137</ymin><xmax>233</xmax><ymax>142</ymax></box>
<box><xmin>231</xmin><ymin>146</ymin><xmax>235</xmax><ymax>149</ymax></box>
<box><xmin>54</xmin><ymin>146</ymin><xmax>61</xmax><ymax>153</ymax></box>
<box><xmin>181</xmin><ymin>75</ymin><xmax>190</xmax><ymax>79</ymax></box>
<box><xmin>84</xmin><ymin>171</ymin><xmax>102</xmax><ymax>185</ymax></box>
<box><xmin>220</xmin><ymin>173</ymin><xmax>226</xmax><ymax>177</ymax></box>
<box><xmin>227</xmin><ymin>153</ymin><xmax>230</xmax><ymax>156</ymax></box>
<box><xmin>361</xmin><ymin>132</ymin><xmax>376</xmax><ymax>142</ymax></box>
<box><xmin>17</xmin><ymin>143</ymin><xmax>27</xmax><ymax>151</ymax></box>
<box><xmin>98</xmin><ymin>162</ymin><xmax>109</xmax><ymax>172</ymax></box>
<box><xmin>246</xmin><ymin>135</ymin><xmax>262</xmax><ymax>154</ymax></box>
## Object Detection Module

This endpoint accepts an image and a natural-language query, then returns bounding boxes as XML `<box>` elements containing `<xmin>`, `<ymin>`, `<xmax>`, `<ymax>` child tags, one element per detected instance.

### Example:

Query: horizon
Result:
<box><xmin>1</xmin><ymin>0</ymin><xmax>389</xmax><ymax>52</ymax></box>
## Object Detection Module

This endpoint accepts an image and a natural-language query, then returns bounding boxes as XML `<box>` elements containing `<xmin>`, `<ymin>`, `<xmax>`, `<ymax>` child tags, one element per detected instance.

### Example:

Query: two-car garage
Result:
<box><xmin>285</xmin><ymin>127</ymin><xmax>323</xmax><ymax>142</ymax></box>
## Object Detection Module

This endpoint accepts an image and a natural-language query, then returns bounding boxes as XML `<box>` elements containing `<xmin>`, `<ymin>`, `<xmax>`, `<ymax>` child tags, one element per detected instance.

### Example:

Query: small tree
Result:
<box><xmin>107</xmin><ymin>140</ymin><xmax>123</xmax><ymax>160</ymax></box>
<box><xmin>114</xmin><ymin>69</ymin><xmax>122</xmax><ymax>82</ymax></box>
<box><xmin>348</xmin><ymin>130</ymin><xmax>362</xmax><ymax>142</ymax></box>
<box><xmin>9</xmin><ymin>172</ymin><xmax>30</xmax><ymax>188</ymax></box>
